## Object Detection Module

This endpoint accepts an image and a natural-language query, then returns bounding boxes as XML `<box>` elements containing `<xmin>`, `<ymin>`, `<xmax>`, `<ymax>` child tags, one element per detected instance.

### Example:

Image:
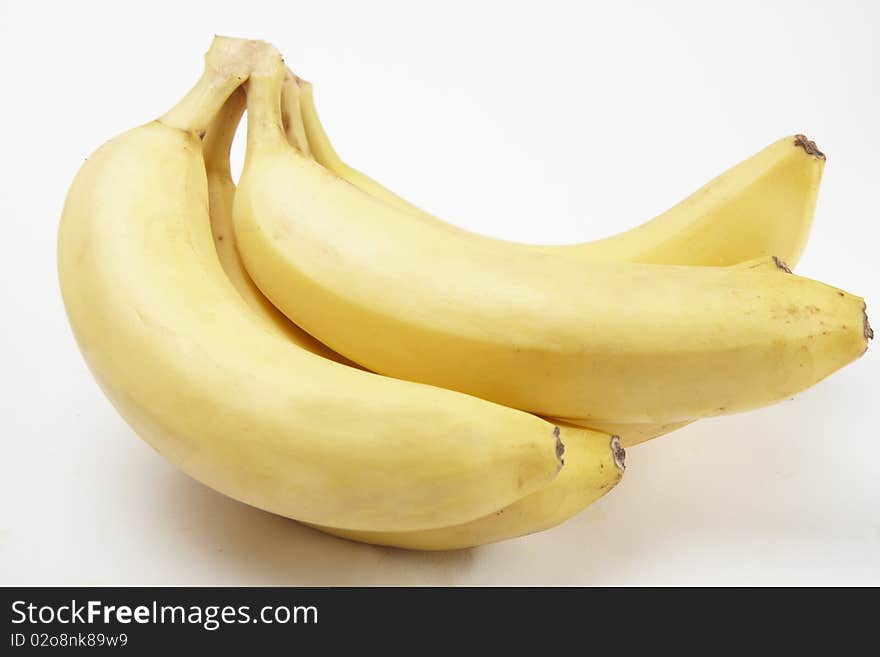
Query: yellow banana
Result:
<box><xmin>234</xmin><ymin>54</ymin><xmax>870</xmax><ymax>424</ymax></box>
<box><xmin>202</xmin><ymin>84</ymin><xmax>624</xmax><ymax>550</ymax></box>
<box><xmin>295</xmin><ymin>80</ymin><xmax>823</xmax><ymax>268</ymax></box>
<box><xmin>288</xmin><ymin>76</ymin><xmax>820</xmax><ymax>443</ymax></box>
<box><xmin>553</xmin><ymin>255</ymin><xmax>794</xmax><ymax>443</ymax></box>
<box><xmin>219</xmin><ymin>92</ymin><xmax>792</xmax><ymax>445</ymax></box>
<box><xmin>314</xmin><ymin>430</ymin><xmax>625</xmax><ymax>551</ymax></box>
<box><xmin>58</xmin><ymin>38</ymin><xmax>574</xmax><ymax>533</ymax></box>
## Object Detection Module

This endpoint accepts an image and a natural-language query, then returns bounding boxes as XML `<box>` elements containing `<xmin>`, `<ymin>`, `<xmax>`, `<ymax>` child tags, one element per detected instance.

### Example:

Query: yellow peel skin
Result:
<box><xmin>235</xmin><ymin>59</ymin><xmax>870</xmax><ymax>424</ymax></box>
<box><xmin>551</xmin><ymin>255</ymin><xmax>794</xmax><ymax>444</ymax></box>
<box><xmin>258</xmin><ymin>79</ymin><xmax>690</xmax><ymax>444</ymax></box>
<box><xmin>295</xmin><ymin>81</ymin><xmax>823</xmax><ymax>268</ymax></box>
<box><xmin>203</xmin><ymin>91</ymin><xmax>624</xmax><ymax>549</ymax></box>
<box><xmin>561</xmin><ymin>419</ymin><xmax>692</xmax><ymax>447</ymax></box>
<box><xmin>291</xmin><ymin>77</ymin><xmax>817</xmax><ymax>445</ymax></box>
<box><xmin>57</xmin><ymin>40</ymin><xmax>568</xmax><ymax>533</ymax></box>
<box><xmin>314</xmin><ymin>433</ymin><xmax>625</xmax><ymax>551</ymax></box>
<box><xmin>202</xmin><ymin>87</ymin><xmax>360</xmax><ymax>366</ymax></box>
<box><xmin>292</xmin><ymin>78</ymin><xmax>823</xmax><ymax>442</ymax></box>
<box><xmin>214</xmin><ymin>97</ymin><xmax>792</xmax><ymax>444</ymax></box>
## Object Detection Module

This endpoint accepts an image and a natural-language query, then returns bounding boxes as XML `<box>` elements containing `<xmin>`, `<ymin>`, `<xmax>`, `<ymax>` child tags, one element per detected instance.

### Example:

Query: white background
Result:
<box><xmin>1</xmin><ymin>0</ymin><xmax>878</xmax><ymax>585</ymax></box>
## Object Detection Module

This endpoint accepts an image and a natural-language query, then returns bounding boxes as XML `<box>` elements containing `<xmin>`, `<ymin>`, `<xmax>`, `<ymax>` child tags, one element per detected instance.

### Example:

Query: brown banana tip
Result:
<box><xmin>772</xmin><ymin>256</ymin><xmax>793</xmax><ymax>273</ymax></box>
<box><xmin>553</xmin><ymin>426</ymin><xmax>565</xmax><ymax>467</ymax></box>
<box><xmin>794</xmin><ymin>134</ymin><xmax>825</xmax><ymax>160</ymax></box>
<box><xmin>610</xmin><ymin>436</ymin><xmax>626</xmax><ymax>473</ymax></box>
<box><xmin>865</xmin><ymin>303</ymin><xmax>874</xmax><ymax>342</ymax></box>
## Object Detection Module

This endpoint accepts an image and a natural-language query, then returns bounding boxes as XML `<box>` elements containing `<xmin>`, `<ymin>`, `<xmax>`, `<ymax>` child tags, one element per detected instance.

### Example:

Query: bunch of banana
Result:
<box><xmin>286</xmin><ymin>74</ymin><xmax>824</xmax><ymax>444</ymax></box>
<box><xmin>58</xmin><ymin>37</ymin><xmax>870</xmax><ymax>551</ymax></box>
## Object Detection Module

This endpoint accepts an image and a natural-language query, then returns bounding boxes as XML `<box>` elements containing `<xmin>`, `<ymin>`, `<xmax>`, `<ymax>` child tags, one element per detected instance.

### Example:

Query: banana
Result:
<box><xmin>220</xmin><ymin>92</ymin><xmax>791</xmax><ymax>445</ymax></box>
<box><xmin>234</xmin><ymin>54</ymin><xmax>870</xmax><ymax>424</ymax></box>
<box><xmin>314</xmin><ymin>431</ymin><xmax>625</xmax><ymax>550</ymax></box>
<box><xmin>295</xmin><ymin>79</ymin><xmax>824</xmax><ymax>268</ymax></box>
<box><xmin>58</xmin><ymin>37</ymin><xmax>574</xmax><ymax>533</ymax></box>
<box><xmin>290</xmin><ymin>76</ymin><xmax>818</xmax><ymax>443</ymax></box>
<box><xmin>552</xmin><ymin>255</ymin><xmax>794</xmax><ymax>444</ymax></box>
<box><xmin>203</xmin><ymin>84</ymin><xmax>624</xmax><ymax>550</ymax></box>
<box><xmin>287</xmin><ymin>76</ymin><xmax>817</xmax><ymax>445</ymax></box>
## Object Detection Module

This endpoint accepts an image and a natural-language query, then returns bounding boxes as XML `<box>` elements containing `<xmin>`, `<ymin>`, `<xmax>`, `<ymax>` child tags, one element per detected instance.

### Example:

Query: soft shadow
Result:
<box><xmin>157</xmin><ymin>471</ymin><xmax>477</xmax><ymax>586</ymax></box>
<box><xmin>546</xmin><ymin>388</ymin><xmax>880</xmax><ymax>585</ymax></box>
<box><xmin>132</xmin><ymin>376</ymin><xmax>876</xmax><ymax>585</ymax></box>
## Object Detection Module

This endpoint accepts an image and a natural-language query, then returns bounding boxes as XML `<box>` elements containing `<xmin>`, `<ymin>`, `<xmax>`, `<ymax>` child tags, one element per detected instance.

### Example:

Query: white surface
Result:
<box><xmin>1</xmin><ymin>0</ymin><xmax>878</xmax><ymax>586</ymax></box>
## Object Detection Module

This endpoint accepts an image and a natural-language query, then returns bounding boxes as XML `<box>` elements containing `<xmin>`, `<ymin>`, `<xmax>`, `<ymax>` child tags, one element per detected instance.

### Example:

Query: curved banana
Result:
<box><xmin>287</xmin><ymin>77</ymin><xmax>814</xmax><ymax>445</ymax></box>
<box><xmin>292</xmin><ymin>76</ymin><xmax>816</xmax><ymax>442</ymax></box>
<box><xmin>258</xmin><ymin>80</ymin><xmax>759</xmax><ymax>445</ymax></box>
<box><xmin>295</xmin><ymin>80</ymin><xmax>824</xmax><ymax>268</ymax></box>
<box><xmin>553</xmin><ymin>255</ymin><xmax>793</xmax><ymax>443</ymax></box>
<box><xmin>219</xmin><ymin>90</ymin><xmax>792</xmax><ymax>444</ymax></box>
<box><xmin>58</xmin><ymin>38</ymin><xmax>570</xmax><ymax>533</ymax></box>
<box><xmin>235</xmin><ymin>56</ymin><xmax>869</xmax><ymax>424</ymax></box>
<box><xmin>203</xmin><ymin>87</ymin><xmax>624</xmax><ymax>549</ymax></box>
<box><xmin>314</xmin><ymin>431</ymin><xmax>625</xmax><ymax>550</ymax></box>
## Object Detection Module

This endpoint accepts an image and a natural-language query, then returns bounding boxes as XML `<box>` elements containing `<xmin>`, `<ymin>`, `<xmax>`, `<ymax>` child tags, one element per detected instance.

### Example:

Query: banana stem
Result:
<box><xmin>160</xmin><ymin>36</ymin><xmax>276</xmax><ymax>136</ymax></box>
<box><xmin>298</xmin><ymin>80</ymin><xmax>346</xmax><ymax>168</ymax></box>
<box><xmin>203</xmin><ymin>87</ymin><xmax>246</xmax><ymax>175</ymax></box>
<box><xmin>245</xmin><ymin>53</ymin><xmax>287</xmax><ymax>153</ymax></box>
<box><xmin>281</xmin><ymin>69</ymin><xmax>312</xmax><ymax>155</ymax></box>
